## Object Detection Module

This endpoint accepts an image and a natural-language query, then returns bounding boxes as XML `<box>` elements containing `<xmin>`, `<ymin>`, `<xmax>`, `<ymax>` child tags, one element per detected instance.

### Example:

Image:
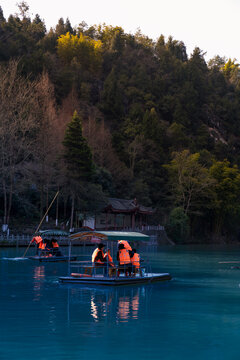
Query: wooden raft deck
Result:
<box><xmin>59</xmin><ymin>273</ymin><xmax>172</xmax><ymax>286</ymax></box>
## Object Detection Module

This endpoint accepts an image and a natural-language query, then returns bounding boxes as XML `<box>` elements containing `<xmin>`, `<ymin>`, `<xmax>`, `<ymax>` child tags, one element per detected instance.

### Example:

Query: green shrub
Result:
<box><xmin>166</xmin><ymin>207</ymin><xmax>190</xmax><ymax>243</ymax></box>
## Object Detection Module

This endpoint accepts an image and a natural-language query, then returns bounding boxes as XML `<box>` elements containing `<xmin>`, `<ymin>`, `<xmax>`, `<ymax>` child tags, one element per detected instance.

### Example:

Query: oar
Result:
<box><xmin>22</xmin><ymin>190</ymin><xmax>60</xmax><ymax>258</ymax></box>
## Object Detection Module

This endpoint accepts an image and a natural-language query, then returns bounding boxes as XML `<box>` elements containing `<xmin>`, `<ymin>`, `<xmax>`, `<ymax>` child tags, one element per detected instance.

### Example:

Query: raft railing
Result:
<box><xmin>68</xmin><ymin>260</ymin><xmax>149</xmax><ymax>278</ymax></box>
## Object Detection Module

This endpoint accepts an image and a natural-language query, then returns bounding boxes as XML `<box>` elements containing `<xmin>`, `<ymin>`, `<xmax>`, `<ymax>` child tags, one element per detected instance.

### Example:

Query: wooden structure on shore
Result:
<box><xmin>82</xmin><ymin>198</ymin><xmax>155</xmax><ymax>231</ymax></box>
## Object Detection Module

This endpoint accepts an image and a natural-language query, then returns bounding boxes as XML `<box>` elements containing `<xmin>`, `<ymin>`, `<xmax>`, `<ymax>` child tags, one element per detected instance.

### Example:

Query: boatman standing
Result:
<box><xmin>31</xmin><ymin>236</ymin><xmax>45</xmax><ymax>256</ymax></box>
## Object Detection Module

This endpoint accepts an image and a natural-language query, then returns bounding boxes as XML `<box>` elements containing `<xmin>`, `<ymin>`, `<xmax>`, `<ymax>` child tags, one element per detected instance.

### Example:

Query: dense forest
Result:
<box><xmin>1</xmin><ymin>2</ymin><xmax>240</xmax><ymax>242</ymax></box>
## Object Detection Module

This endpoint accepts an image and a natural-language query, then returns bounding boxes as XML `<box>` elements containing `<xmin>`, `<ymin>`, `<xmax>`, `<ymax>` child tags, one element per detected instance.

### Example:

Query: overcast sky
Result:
<box><xmin>1</xmin><ymin>0</ymin><xmax>239</xmax><ymax>61</ymax></box>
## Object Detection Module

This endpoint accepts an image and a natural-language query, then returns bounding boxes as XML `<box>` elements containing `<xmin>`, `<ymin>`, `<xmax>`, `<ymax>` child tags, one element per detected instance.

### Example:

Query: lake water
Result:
<box><xmin>1</xmin><ymin>244</ymin><xmax>240</xmax><ymax>360</ymax></box>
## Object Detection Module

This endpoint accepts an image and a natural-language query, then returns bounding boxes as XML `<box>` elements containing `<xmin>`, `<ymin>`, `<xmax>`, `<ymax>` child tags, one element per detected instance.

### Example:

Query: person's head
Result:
<box><xmin>98</xmin><ymin>243</ymin><xmax>105</xmax><ymax>249</ymax></box>
<box><xmin>133</xmin><ymin>248</ymin><xmax>137</xmax><ymax>253</ymax></box>
<box><xmin>118</xmin><ymin>243</ymin><xmax>125</xmax><ymax>250</ymax></box>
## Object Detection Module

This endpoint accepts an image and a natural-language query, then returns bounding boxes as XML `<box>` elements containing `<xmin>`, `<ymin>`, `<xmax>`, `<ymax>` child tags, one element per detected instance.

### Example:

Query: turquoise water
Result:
<box><xmin>1</xmin><ymin>244</ymin><xmax>240</xmax><ymax>360</ymax></box>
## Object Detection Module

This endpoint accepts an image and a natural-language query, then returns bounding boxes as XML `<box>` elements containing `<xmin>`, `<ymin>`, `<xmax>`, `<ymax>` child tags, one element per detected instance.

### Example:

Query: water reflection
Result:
<box><xmin>33</xmin><ymin>265</ymin><xmax>45</xmax><ymax>301</ymax></box>
<box><xmin>90</xmin><ymin>292</ymin><xmax>113</xmax><ymax>321</ymax></box>
<box><xmin>66</xmin><ymin>285</ymin><xmax>148</xmax><ymax>324</ymax></box>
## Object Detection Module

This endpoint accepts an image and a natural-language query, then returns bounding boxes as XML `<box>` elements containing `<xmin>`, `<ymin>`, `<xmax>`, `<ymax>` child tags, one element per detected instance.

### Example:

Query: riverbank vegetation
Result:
<box><xmin>1</xmin><ymin>2</ymin><xmax>240</xmax><ymax>242</ymax></box>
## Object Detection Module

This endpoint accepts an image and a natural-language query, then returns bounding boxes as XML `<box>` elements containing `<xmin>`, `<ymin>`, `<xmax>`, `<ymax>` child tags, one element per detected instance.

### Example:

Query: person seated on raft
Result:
<box><xmin>117</xmin><ymin>243</ymin><xmax>132</xmax><ymax>277</ymax></box>
<box><xmin>104</xmin><ymin>249</ymin><xmax>114</xmax><ymax>266</ymax></box>
<box><xmin>104</xmin><ymin>249</ymin><xmax>116</xmax><ymax>276</ymax></box>
<box><xmin>92</xmin><ymin>243</ymin><xmax>108</xmax><ymax>276</ymax></box>
<box><xmin>51</xmin><ymin>238</ymin><xmax>62</xmax><ymax>256</ymax></box>
<box><xmin>44</xmin><ymin>239</ymin><xmax>54</xmax><ymax>257</ymax></box>
<box><xmin>130</xmin><ymin>249</ymin><xmax>142</xmax><ymax>276</ymax></box>
<box><xmin>118</xmin><ymin>240</ymin><xmax>132</xmax><ymax>251</ymax></box>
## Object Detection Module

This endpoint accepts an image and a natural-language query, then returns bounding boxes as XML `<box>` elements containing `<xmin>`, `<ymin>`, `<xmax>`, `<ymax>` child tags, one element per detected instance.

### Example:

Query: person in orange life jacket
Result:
<box><xmin>130</xmin><ymin>249</ymin><xmax>142</xmax><ymax>276</ymax></box>
<box><xmin>104</xmin><ymin>249</ymin><xmax>114</xmax><ymax>266</ymax></box>
<box><xmin>118</xmin><ymin>240</ymin><xmax>132</xmax><ymax>251</ymax></box>
<box><xmin>31</xmin><ymin>236</ymin><xmax>45</xmax><ymax>255</ymax></box>
<box><xmin>36</xmin><ymin>238</ymin><xmax>53</xmax><ymax>257</ymax></box>
<box><xmin>104</xmin><ymin>249</ymin><xmax>116</xmax><ymax>277</ymax></box>
<box><xmin>39</xmin><ymin>241</ymin><xmax>46</xmax><ymax>249</ymax></box>
<box><xmin>92</xmin><ymin>243</ymin><xmax>108</xmax><ymax>276</ymax></box>
<box><xmin>51</xmin><ymin>238</ymin><xmax>62</xmax><ymax>256</ymax></box>
<box><xmin>43</xmin><ymin>239</ymin><xmax>53</xmax><ymax>257</ymax></box>
<box><xmin>117</xmin><ymin>243</ymin><xmax>132</xmax><ymax>276</ymax></box>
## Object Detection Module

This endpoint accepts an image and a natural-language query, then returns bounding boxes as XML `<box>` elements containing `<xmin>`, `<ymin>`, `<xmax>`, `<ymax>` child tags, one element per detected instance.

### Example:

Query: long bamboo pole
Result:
<box><xmin>22</xmin><ymin>190</ymin><xmax>60</xmax><ymax>258</ymax></box>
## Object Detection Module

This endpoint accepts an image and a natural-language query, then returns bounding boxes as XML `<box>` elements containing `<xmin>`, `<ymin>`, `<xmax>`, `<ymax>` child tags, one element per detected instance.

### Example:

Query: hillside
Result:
<box><xmin>1</xmin><ymin>4</ymin><xmax>240</xmax><ymax>242</ymax></box>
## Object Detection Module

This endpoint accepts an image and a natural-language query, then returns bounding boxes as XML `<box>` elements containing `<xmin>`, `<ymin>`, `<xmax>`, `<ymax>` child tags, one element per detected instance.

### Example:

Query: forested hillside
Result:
<box><xmin>1</xmin><ymin>2</ymin><xmax>240</xmax><ymax>242</ymax></box>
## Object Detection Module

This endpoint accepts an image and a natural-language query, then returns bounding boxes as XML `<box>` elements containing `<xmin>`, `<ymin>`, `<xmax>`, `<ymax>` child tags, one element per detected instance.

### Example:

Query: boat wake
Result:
<box><xmin>1</xmin><ymin>257</ymin><xmax>29</xmax><ymax>261</ymax></box>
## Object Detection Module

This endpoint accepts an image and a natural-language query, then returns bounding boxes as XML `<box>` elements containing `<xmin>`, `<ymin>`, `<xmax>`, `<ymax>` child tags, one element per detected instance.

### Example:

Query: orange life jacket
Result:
<box><xmin>31</xmin><ymin>236</ymin><xmax>42</xmax><ymax>244</ymax></box>
<box><xmin>104</xmin><ymin>252</ymin><xmax>114</xmax><ymax>266</ymax></box>
<box><xmin>38</xmin><ymin>241</ymin><xmax>46</xmax><ymax>250</ymax></box>
<box><xmin>131</xmin><ymin>253</ymin><xmax>140</xmax><ymax>268</ymax></box>
<box><xmin>119</xmin><ymin>249</ymin><xmax>131</xmax><ymax>265</ymax></box>
<box><xmin>92</xmin><ymin>248</ymin><xmax>104</xmax><ymax>263</ymax></box>
<box><xmin>52</xmin><ymin>241</ymin><xmax>59</xmax><ymax>248</ymax></box>
<box><xmin>118</xmin><ymin>240</ymin><xmax>132</xmax><ymax>251</ymax></box>
<box><xmin>108</xmin><ymin>253</ymin><xmax>113</xmax><ymax>263</ymax></box>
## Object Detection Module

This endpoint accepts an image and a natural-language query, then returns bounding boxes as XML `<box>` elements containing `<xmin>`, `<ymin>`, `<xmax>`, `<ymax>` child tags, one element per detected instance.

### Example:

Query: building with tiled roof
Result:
<box><xmin>94</xmin><ymin>198</ymin><xmax>154</xmax><ymax>230</ymax></box>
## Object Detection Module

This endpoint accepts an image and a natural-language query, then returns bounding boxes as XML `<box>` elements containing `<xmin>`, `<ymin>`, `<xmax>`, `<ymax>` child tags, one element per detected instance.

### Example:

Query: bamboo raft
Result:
<box><xmin>59</xmin><ymin>272</ymin><xmax>171</xmax><ymax>286</ymax></box>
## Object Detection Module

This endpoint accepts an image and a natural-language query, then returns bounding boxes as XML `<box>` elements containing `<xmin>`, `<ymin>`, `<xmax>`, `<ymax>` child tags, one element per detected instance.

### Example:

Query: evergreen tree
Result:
<box><xmin>63</xmin><ymin>111</ymin><xmax>94</xmax><ymax>181</ymax></box>
<box><xmin>0</xmin><ymin>6</ymin><xmax>5</xmax><ymax>23</ymax></box>
<box><xmin>55</xmin><ymin>18</ymin><xmax>66</xmax><ymax>36</ymax></box>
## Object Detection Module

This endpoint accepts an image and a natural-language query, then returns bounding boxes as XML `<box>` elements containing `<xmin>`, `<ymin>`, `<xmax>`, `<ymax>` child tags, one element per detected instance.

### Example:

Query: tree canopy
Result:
<box><xmin>1</xmin><ymin>4</ymin><xmax>240</xmax><ymax>241</ymax></box>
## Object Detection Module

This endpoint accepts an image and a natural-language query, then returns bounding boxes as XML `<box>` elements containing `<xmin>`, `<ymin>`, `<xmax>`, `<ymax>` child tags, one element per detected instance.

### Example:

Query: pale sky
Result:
<box><xmin>1</xmin><ymin>0</ymin><xmax>239</xmax><ymax>61</ymax></box>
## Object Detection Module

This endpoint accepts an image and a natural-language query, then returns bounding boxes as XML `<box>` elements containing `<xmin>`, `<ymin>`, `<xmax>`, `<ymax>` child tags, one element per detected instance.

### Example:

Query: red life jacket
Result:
<box><xmin>52</xmin><ymin>241</ymin><xmax>59</xmax><ymax>248</ymax></box>
<box><xmin>131</xmin><ymin>253</ymin><xmax>140</xmax><ymax>268</ymax></box>
<box><xmin>119</xmin><ymin>249</ymin><xmax>131</xmax><ymax>265</ymax></box>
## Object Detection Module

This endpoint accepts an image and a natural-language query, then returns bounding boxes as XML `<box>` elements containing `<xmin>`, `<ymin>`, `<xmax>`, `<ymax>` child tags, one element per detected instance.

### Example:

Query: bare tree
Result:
<box><xmin>0</xmin><ymin>60</ymin><xmax>39</xmax><ymax>225</ymax></box>
<box><xmin>29</xmin><ymin>72</ymin><xmax>58</xmax><ymax>218</ymax></box>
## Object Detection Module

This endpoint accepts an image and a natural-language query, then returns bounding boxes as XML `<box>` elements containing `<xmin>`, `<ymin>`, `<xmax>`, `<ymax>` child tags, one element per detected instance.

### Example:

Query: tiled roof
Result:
<box><xmin>105</xmin><ymin>198</ymin><xmax>154</xmax><ymax>214</ymax></box>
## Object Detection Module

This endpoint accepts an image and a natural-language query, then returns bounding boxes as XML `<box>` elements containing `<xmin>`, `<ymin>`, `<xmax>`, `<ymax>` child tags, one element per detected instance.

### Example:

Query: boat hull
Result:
<box><xmin>28</xmin><ymin>256</ymin><xmax>77</xmax><ymax>262</ymax></box>
<box><xmin>59</xmin><ymin>273</ymin><xmax>171</xmax><ymax>286</ymax></box>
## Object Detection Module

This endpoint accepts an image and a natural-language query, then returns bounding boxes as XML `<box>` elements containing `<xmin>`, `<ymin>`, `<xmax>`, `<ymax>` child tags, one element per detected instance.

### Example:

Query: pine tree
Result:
<box><xmin>0</xmin><ymin>6</ymin><xmax>5</xmax><ymax>23</ymax></box>
<box><xmin>63</xmin><ymin>110</ymin><xmax>94</xmax><ymax>182</ymax></box>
